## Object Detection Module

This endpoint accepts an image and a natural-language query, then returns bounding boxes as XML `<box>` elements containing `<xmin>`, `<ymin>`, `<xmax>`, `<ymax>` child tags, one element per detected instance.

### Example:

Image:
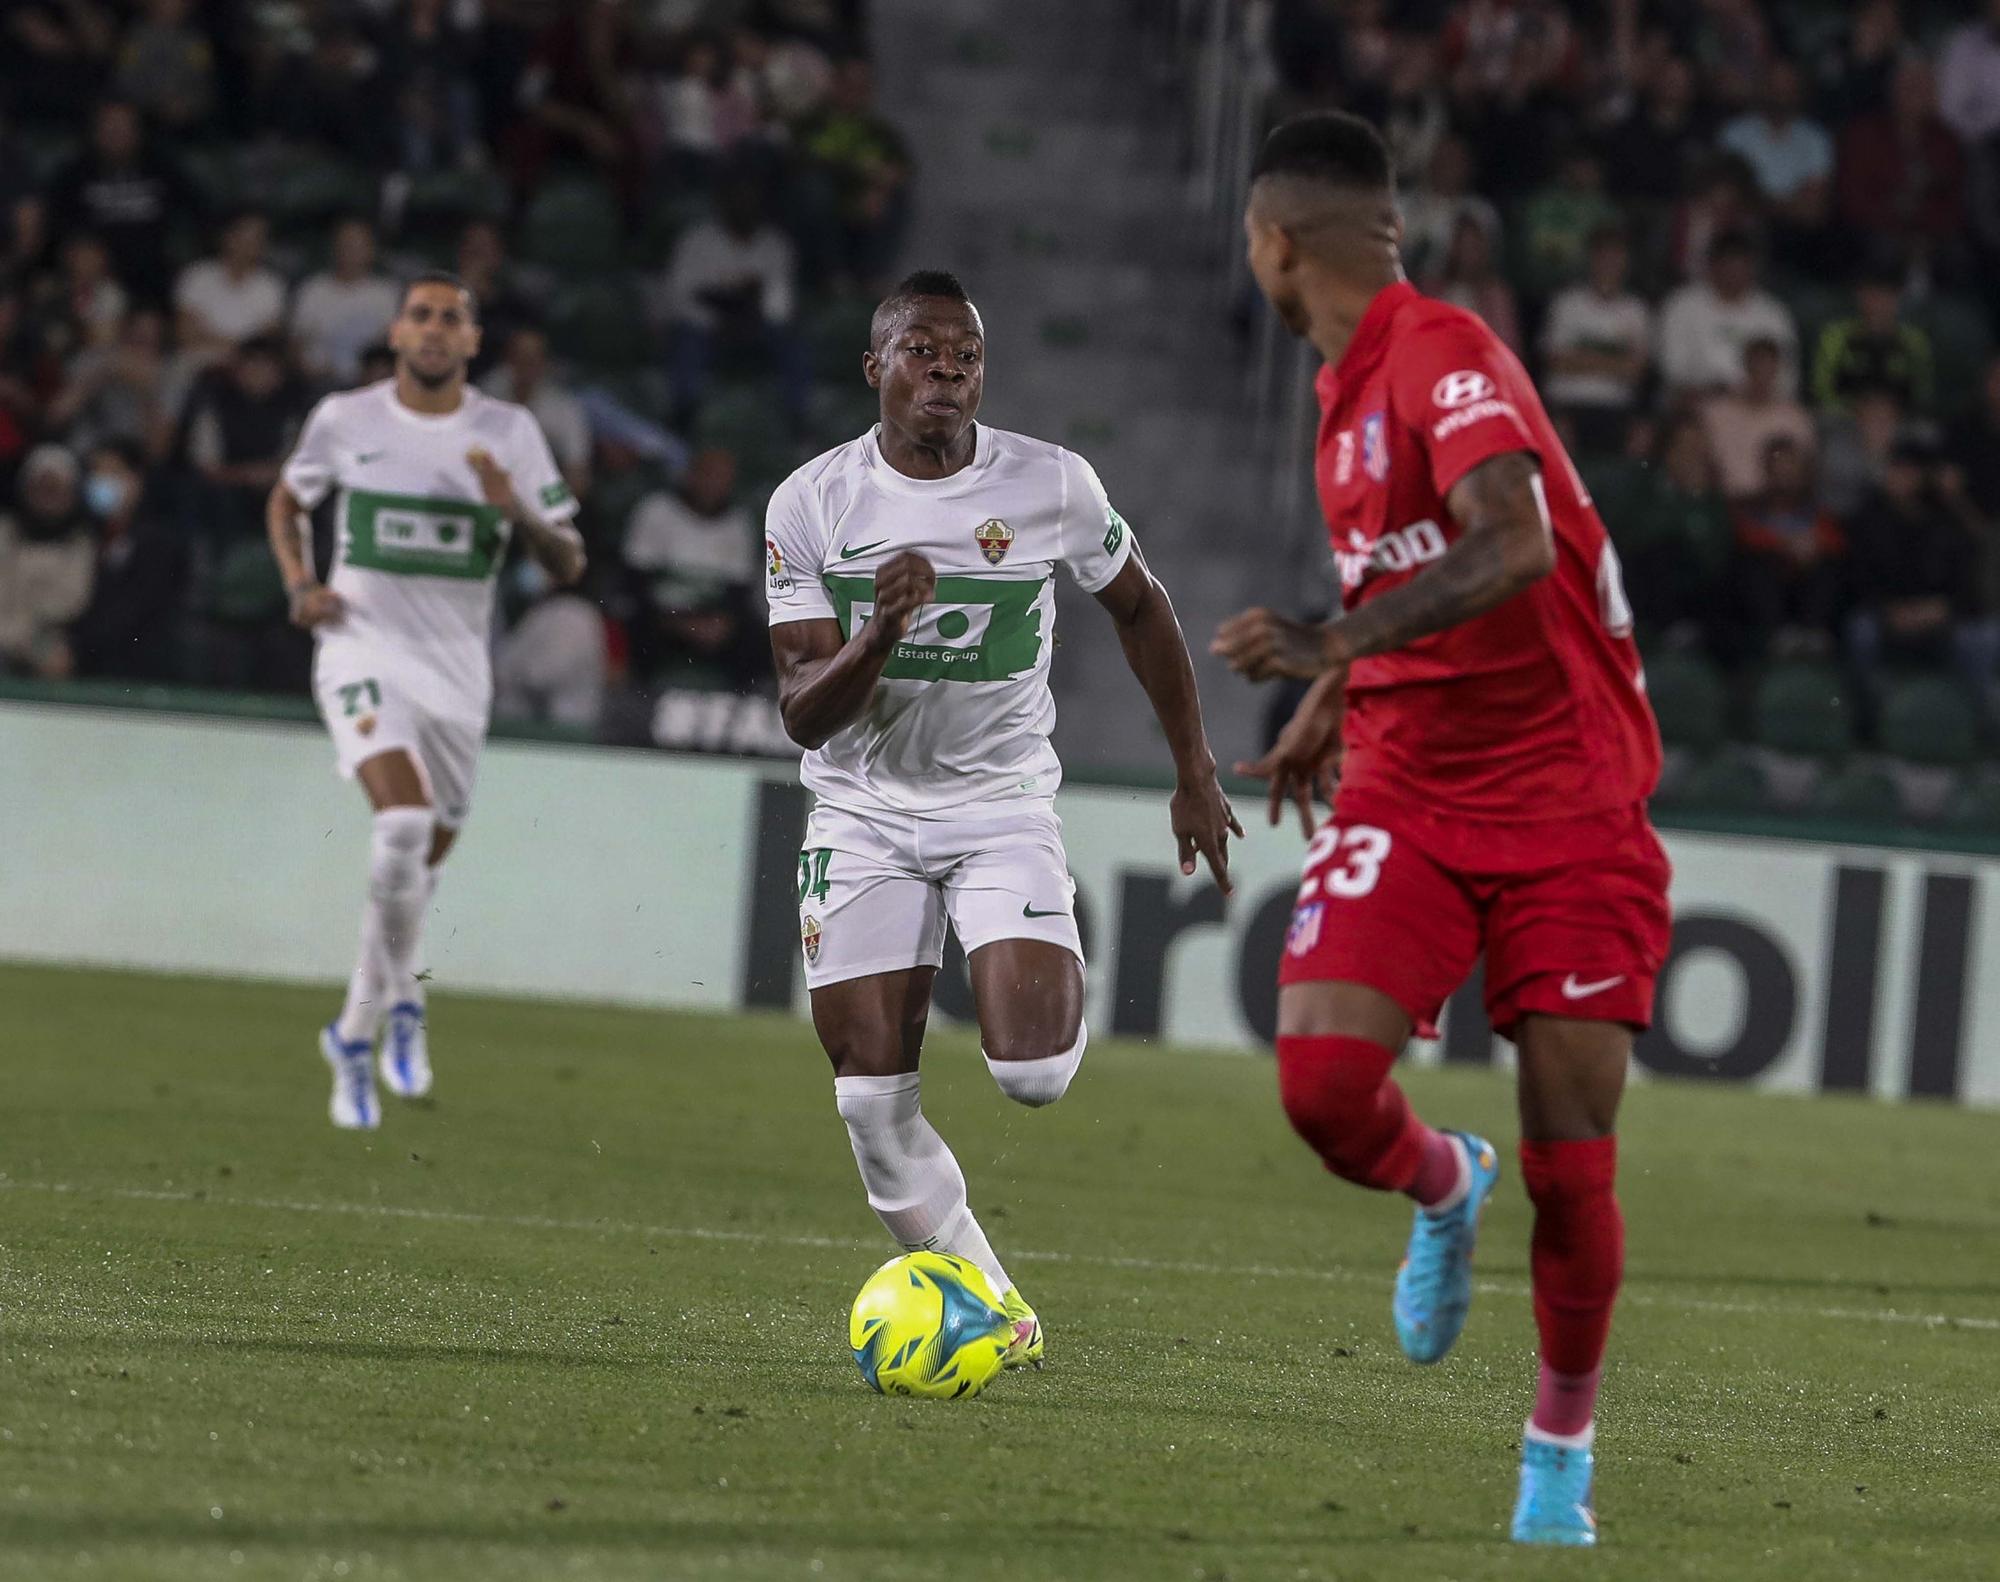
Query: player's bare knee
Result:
<box><xmin>984</xmin><ymin>1020</ymin><xmax>1086</xmax><ymax>1107</ymax></box>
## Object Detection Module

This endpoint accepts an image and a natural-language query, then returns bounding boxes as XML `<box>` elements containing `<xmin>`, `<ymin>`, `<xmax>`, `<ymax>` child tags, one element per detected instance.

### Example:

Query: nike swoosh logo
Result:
<box><xmin>838</xmin><ymin>540</ymin><xmax>889</xmax><ymax>560</ymax></box>
<box><xmin>355</xmin><ymin>451</ymin><xmax>385</xmax><ymax>464</ymax></box>
<box><xmin>1561</xmin><ymin>973</ymin><xmax>1627</xmax><ymax>1000</ymax></box>
<box><xmin>1022</xmin><ymin>904</ymin><xmax>1066</xmax><ymax>918</ymax></box>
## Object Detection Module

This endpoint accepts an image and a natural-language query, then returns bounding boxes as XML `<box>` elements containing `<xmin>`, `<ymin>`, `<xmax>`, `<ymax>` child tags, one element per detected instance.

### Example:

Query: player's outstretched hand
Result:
<box><xmin>1172</xmin><ymin>771</ymin><xmax>1246</xmax><ymax>895</ymax></box>
<box><xmin>1211</xmin><ymin>607</ymin><xmax>1329</xmax><ymax>681</ymax></box>
<box><xmin>1234</xmin><ymin>667</ymin><xmax>1347</xmax><ymax>838</ymax></box>
<box><xmin>866</xmin><ymin>551</ymin><xmax>936</xmax><ymax>653</ymax></box>
<box><xmin>288</xmin><ymin>583</ymin><xmax>345</xmax><ymax>629</ymax></box>
<box><xmin>464</xmin><ymin>446</ymin><xmax>518</xmax><ymax>512</ymax></box>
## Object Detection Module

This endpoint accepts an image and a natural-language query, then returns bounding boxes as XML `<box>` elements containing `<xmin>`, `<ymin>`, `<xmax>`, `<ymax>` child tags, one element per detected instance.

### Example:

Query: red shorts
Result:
<box><xmin>1276</xmin><ymin>791</ymin><xmax>1673</xmax><ymax>1040</ymax></box>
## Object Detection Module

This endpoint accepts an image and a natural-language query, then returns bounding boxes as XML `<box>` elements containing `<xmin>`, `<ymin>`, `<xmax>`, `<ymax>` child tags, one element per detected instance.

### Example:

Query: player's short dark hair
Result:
<box><xmin>870</xmin><ymin>270</ymin><xmax>974</xmax><ymax>351</ymax></box>
<box><xmin>1251</xmin><ymin>111</ymin><xmax>1393</xmax><ymax>194</ymax></box>
<box><xmin>401</xmin><ymin>269</ymin><xmax>480</xmax><ymax>320</ymax></box>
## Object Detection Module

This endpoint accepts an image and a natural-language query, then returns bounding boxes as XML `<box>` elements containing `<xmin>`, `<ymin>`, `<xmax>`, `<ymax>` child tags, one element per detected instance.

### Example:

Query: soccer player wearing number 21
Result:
<box><xmin>1215</xmin><ymin>116</ymin><xmax>1672</xmax><ymax>1545</ymax></box>
<box><xmin>267</xmin><ymin>272</ymin><xmax>585</xmax><ymax>1129</ymax></box>
<box><xmin>767</xmin><ymin>270</ymin><xmax>1241</xmax><ymax>1367</ymax></box>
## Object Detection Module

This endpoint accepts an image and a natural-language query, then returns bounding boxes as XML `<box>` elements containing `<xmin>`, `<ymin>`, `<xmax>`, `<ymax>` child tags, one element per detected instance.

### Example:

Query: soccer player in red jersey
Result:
<box><xmin>1212</xmin><ymin>112</ymin><xmax>1672</xmax><ymax>1546</ymax></box>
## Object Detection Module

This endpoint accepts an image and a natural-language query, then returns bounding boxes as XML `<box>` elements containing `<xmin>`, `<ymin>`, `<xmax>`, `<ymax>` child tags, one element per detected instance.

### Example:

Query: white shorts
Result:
<box><xmin>312</xmin><ymin>643</ymin><xmax>485</xmax><ymax>828</ymax></box>
<box><xmin>798</xmin><ymin>800</ymin><xmax>1084</xmax><ymax>989</ymax></box>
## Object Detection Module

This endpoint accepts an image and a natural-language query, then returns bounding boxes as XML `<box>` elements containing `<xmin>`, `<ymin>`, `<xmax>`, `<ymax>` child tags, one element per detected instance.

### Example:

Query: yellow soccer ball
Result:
<box><xmin>849</xmin><ymin>1251</ymin><xmax>1012</xmax><ymax>1399</ymax></box>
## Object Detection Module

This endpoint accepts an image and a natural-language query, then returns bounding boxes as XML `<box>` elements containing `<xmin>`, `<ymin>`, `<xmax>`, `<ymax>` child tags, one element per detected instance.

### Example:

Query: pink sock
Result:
<box><xmin>1407</xmin><ymin>1129</ymin><xmax>1464</xmax><ymax>1209</ymax></box>
<box><xmin>1531</xmin><ymin>1363</ymin><xmax>1601</xmax><ymax>1438</ymax></box>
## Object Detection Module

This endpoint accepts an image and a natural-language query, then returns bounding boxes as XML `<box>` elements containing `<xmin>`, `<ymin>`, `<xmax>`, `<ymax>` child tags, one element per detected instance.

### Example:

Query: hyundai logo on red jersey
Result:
<box><xmin>1361</xmin><ymin>411</ymin><xmax>1389</xmax><ymax>482</ymax></box>
<box><xmin>1432</xmin><ymin>370</ymin><xmax>1496</xmax><ymax>408</ymax></box>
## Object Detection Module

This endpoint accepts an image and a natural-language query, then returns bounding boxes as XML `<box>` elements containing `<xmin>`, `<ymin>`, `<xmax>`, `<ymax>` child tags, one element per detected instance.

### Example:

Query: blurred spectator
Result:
<box><xmin>1616</xmin><ymin>416</ymin><xmax>1734</xmax><ymax>645</ymax></box>
<box><xmin>67</xmin><ymin>438</ymin><xmax>185</xmax><ymax>682</ymax></box>
<box><xmin>1516</xmin><ymin>147</ymin><xmax>1617</xmax><ymax>302</ymax></box>
<box><xmin>1666</xmin><ymin>156</ymin><xmax>1761</xmax><ymax>284</ymax></box>
<box><xmin>655</xmin><ymin>30</ymin><xmax>763</xmax><ymax>171</ymax></box>
<box><xmin>797</xmin><ymin>57</ymin><xmax>912</xmax><ymax>287</ymax></box>
<box><xmin>1939</xmin><ymin>0</ymin><xmax>2000</xmax><ymax>147</ymax></box>
<box><xmin>3</xmin><ymin>3</ymin><xmax>115</xmax><ymax>127</ymax></box>
<box><xmin>0</xmin><ymin>445</ymin><xmax>94</xmax><ymax>680</ymax></box>
<box><xmin>48</xmin><ymin>306</ymin><xmax>191</xmax><ymax>460</ymax></box>
<box><xmin>113</xmin><ymin>0</ymin><xmax>216</xmax><ymax>133</ymax></box>
<box><xmin>1719</xmin><ymin>59</ymin><xmax>1831</xmax><ymax>251</ymax></box>
<box><xmin>49</xmin><ymin>100</ymin><xmax>198</xmax><ymax>304</ymax></box>
<box><xmin>1946</xmin><ymin>356</ymin><xmax>2000</xmax><ymax>546</ymax></box>
<box><xmin>1845</xmin><ymin>441</ymin><xmax>1996</xmax><ymax>685</ymax></box>
<box><xmin>1689</xmin><ymin>0</ymin><xmax>1770</xmax><ymax>115</ymax></box>
<box><xmin>660</xmin><ymin>179</ymin><xmax>810</xmax><ymax>428</ymax></box>
<box><xmin>377</xmin><ymin>0</ymin><xmax>484</xmax><ymax>174</ymax></box>
<box><xmin>1810</xmin><ymin>267</ymin><xmax>1934</xmax><ymax>416</ymax></box>
<box><xmin>1822</xmin><ymin>0</ymin><xmax>1906</xmax><ymax>122</ymax></box>
<box><xmin>174</xmin><ymin>212</ymin><xmax>286</xmax><ymax>360</ymax></box>
<box><xmin>623</xmin><ymin>448</ymin><xmax>763</xmax><ymax>687</ymax></box>
<box><xmin>180</xmin><ymin>334</ymin><xmax>305</xmax><ymax>543</ymax></box>
<box><xmin>1424</xmin><ymin>211</ymin><xmax>1520</xmax><ymax>353</ymax></box>
<box><xmin>289</xmin><ymin>217</ymin><xmax>401</xmax><ymax>388</ymax></box>
<box><xmin>510</xmin><ymin>0</ymin><xmax>638</xmax><ymax>197</ymax></box>
<box><xmin>1657</xmin><ymin>231</ymin><xmax>1796</xmax><ymax>399</ymax></box>
<box><xmin>262</xmin><ymin>21</ymin><xmax>388</xmax><ymax>166</ymax></box>
<box><xmin>50</xmin><ymin>233</ymin><xmax>129</xmax><ymax>352</ymax></box>
<box><xmin>1818</xmin><ymin>383</ymin><xmax>1909</xmax><ymax>520</ymax></box>
<box><xmin>1836</xmin><ymin>58</ymin><xmax>1965</xmax><ymax>262</ymax></box>
<box><xmin>1399</xmin><ymin>135</ymin><xmax>1500</xmax><ymax>286</ymax></box>
<box><xmin>481</xmin><ymin>325</ymin><xmax>592</xmax><ymax>500</ymax></box>
<box><xmin>494</xmin><ymin>566</ymin><xmax>608</xmax><ymax>729</ymax></box>
<box><xmin>1734</xmin><ymin>434</ymin><xmax>1844</xmax><ymax>652</ymax></box>
<box><xmin>0</xmin><ymin>285</ymin><xmax>37</xmax><ymax>470</ymax></box>
<box><xmin>1374</xmin><ymin>33</ymin><xmax>1448</xmax><ymax>185</ymax></box>
<box><xmin>1701</xmin><ymin>337</ymin><xmax>1814</xmax><ymax>501</ymax></box>
<box><xmin>1540</xmin><ymin>224</ymin><xmax>1651</xmax><ymax>456</ymax></box>
<box><xmin>1601</xmin><ymin>54</ymin><xmax>1708</xmax><ymax>207</ymax></box>
<box><xmin>455</xmin><ymin>219</ymin><xmax>533</xmax><ymax>378</ymax></box>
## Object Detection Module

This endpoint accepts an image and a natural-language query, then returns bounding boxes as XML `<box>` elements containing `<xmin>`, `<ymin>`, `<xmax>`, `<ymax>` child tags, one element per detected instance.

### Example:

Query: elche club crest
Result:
<box><xmin>974</xmin><ymin>519</ymin><xmax>1013</xmax><ymax>565</ymax></box>
<box><xmin>801</xmin><ymin>914</ymin><xmax>821</xmax><ymax>963</ymax></box>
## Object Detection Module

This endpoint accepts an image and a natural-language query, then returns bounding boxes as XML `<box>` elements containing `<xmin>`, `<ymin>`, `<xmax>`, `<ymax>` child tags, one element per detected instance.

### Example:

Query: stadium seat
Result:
<box><xmin>1676</xmin><ymin>746</ymin><xmax>1770</xmax><ymax>813</ymax></box>
<box><xmin>804</xmin><ymin>296</ymin><xmax>877</xmax><ymax>382</ymax></box>
<box><xmin>1942</xmin><ymin>771</ymin><xmax>2000</xmax><ymax>831</ymax></box>
<box><xmin>521</xmin><ymin>178</ymin><xmax>623</xmax><ymax>272</ymax></box>
<box><xmin>1879</xmin><ymin>675</ymin><xmax>1981</xmax><ymax>768</ymax></box>
<box><xmin>696</xmin><ymin>381</ymin><xmax>800</xmax><ymax>480</ymax></box>
<box><xmin>1910</xmin><ymin>293</ymin><xmax>1994</xmax><ymax>419</ymax></box>
<box><xmin>1809</xmin><ymin>763</ymin><xmax>1903</xmax><ymax>823</ymax></box>
<box><xmin>1645</xmin><ymin>651</ymin><xmax>1728</xmax><ymax>755</ymax></box>
<box><xmin>1752</xmin><ymin>662</ymin><xmax>1852</xmax><ymax>761</ymax></box>
<box><xmin>548</xmin><ymin>279</ymin><xmax>648</xmax><ymax>372</ymax></box>
<box><xmin>267</xmin><ymin>152</ymin><xmax>376</xmax><ymax>230</ymax></box>
<box><xmin>402</xmin><ymin>167</ymin><xmax>507</xmax><ymax>231</ymax></box>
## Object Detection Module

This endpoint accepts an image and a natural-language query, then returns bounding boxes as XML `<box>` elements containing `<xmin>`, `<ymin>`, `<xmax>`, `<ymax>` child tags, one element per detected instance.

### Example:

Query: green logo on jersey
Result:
<box><xmin>539</xmin><ymin>480</ymin><xmax>574</xmax><ymax>510</ymax></box>
<box><xmin>342</xmin><ymin>488</ymin><xmax>507</xmax><ymax>580</ymax></box>
<box><xmin>1102</xmin><ymin>506</ymin><xmax>1127</xmax><ymax>558</ymax></box>
<box><xmin>824</xmin><ymin>572</ymin><xmax>1047</xmax><ymax>682</ymax></box>
<box><xmin>837</xmin><ymin>539</ymin><xmax>890</xmax><ymax>560</ymax></box>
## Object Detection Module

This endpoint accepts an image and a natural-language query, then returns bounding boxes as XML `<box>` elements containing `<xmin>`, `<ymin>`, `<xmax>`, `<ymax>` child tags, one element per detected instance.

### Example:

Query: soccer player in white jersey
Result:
<box><xmin>766</xmin><ymin>270</ymin><xmax>1241</xmax><ymax>1362</ymax></box>
<box><xmin>266</xmin><ymin>272</ymin><xmax>586</xmax><ymax>1130</ymax></box>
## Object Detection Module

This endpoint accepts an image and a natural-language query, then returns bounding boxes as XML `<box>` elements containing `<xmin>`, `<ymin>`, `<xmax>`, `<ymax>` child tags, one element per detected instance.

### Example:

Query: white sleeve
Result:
<box><xmin>1056</xmin><ymin>450</ymin><xmax>1134</xmax><ymax>593</ymax></box>
<box><xmin>511</xmin><ymin>408</ymin><xmax>580</xmax><ymax>522</ymax></box>
<box><xmin>762</xmin><ymin>472</ymin><xmax>835</xmax><ymax>624</ymax></box>
<box><xmin>280</xmin><ymin>397</ymin><xmax>342</xmax><ymax>509</ymax></box>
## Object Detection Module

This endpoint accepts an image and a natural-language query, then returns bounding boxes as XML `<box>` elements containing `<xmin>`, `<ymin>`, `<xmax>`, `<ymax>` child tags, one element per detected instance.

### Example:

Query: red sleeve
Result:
<box><xmin>1388</xmin><ymin>313</ymin><xmax>1542</xmax><ymax>499</ymax></box>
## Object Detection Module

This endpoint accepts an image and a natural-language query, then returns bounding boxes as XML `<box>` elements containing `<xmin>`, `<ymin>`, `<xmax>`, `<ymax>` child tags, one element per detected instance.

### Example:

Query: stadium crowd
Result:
<box><xmin>1255</xmin><ymin>0</ymin><xmax>2000</xmax><ymax>815</ymax></box>
<box><xmin>0</xmin><ymin>0</ymin><xmax>897</xmax><ymax>738</ymax></box>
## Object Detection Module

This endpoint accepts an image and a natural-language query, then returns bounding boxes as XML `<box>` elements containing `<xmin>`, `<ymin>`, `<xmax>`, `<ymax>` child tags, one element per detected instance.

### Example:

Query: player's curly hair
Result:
<box><xmin>1252</xmin><ymin>111</ymin><xmax>1394</xmax><ymax>193</ymax></box>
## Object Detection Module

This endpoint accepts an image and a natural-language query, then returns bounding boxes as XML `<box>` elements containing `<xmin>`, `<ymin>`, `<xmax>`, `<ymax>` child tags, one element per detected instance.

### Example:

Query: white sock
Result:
<box><xmin>833</xmin><ymin>1072</ymin><xmax>1011</xmax><ymax>1294</ymax></box>
<box><xmin>399</xmin><ymin>864</ymin><xmax>441</xmax><ymax>1008</ymax></box>
<box><xmin>335</xmin><ymin>808</ymin><xmax>433</xmax><ymax>1045</ymax></box>
<box><xmin>984</xmin><ymin>1020</ymin><xmax>1087</xmax><ymax>1108</ymax></box>
<box><xmin>1524</xmin><ymin>1418</ymin><xmax>1596</xmax><ymax>1451</ymax></box>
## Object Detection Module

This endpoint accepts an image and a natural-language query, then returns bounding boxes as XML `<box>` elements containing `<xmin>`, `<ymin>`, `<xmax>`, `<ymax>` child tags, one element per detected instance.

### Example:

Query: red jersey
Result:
<box><xmin>1314</xmin><ymin>281</ymin><xmax>1660</xmax><ymax>829</ymax></box>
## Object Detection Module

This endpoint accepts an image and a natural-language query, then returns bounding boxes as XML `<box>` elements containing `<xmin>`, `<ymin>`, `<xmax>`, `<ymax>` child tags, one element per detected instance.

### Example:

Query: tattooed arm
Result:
<box><xmin>1213</xmin><ymin>451</ymin><xmax>1557</xmax><ymax>834</ymax></box>
<box><xmin>1212</xmin><ymin>452</ymin><xmax>1557</xmax><ymax>682</ymax></box>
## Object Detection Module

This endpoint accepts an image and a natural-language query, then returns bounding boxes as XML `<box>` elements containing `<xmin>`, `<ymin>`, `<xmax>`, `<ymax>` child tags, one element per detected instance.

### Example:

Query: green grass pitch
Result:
<box><xmin>4</xmin><ymin>963</ymin><xmax>1998</xmax><ymax>1581</ymax></box>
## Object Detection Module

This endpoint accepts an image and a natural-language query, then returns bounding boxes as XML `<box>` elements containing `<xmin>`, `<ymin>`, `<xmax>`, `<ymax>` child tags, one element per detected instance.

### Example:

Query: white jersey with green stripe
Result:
<box><xmin>764</xmin><ymin>423</ymin><xmax>1134</xmax><ymax>816</ymax></box>
<box><xmin>281</xmin><ymin>380</ymin><xmax>577</xmax><ymax>717</ymax></box>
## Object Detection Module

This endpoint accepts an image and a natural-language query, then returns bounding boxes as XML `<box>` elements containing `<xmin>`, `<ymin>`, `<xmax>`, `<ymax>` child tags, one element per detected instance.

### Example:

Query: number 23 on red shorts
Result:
<box><xmin>1275</xmin><ymin>795</ymin><xmax>1672</xmax><ymax>1041</ymax></box>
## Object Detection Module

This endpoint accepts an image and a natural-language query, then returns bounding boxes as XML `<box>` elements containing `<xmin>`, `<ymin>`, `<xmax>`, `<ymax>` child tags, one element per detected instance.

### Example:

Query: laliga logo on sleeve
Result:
<box><xmin>1432</xmin><ymin>370</ymin><xmax>1496</xmax><ymax>409</ymax></box>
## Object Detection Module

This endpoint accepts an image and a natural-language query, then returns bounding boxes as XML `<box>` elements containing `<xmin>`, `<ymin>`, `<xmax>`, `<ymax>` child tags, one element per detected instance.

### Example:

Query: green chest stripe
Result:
<box><xmin>824</xmin><ymin>572</ymin><xmax>1047</xmax><ymax>682</ymax></box>
<box><xmin>341</xmin><ymin>488</ymin><xmax>508</xmax><ymax>580</ymax></box>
